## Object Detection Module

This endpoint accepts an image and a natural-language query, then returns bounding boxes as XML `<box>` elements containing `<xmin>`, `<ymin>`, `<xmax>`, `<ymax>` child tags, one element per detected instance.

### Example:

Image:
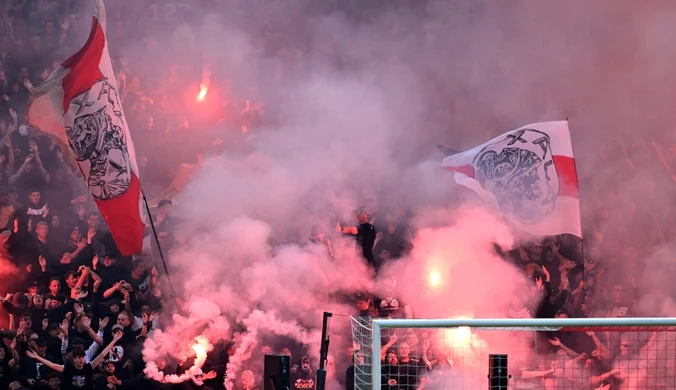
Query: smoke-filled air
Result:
<box><xmin>0</xmin><ymin>0</ymin><xmax>676</xmax><ymax>389</ymax></box>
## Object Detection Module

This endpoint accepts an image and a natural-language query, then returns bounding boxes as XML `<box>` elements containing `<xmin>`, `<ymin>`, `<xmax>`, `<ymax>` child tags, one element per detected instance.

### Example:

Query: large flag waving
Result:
<box><xmin>27</xmin><ymin>0</ymin><xmax>144</xmax><ymax>255</ymax></box>
<box><xmin>441</xmin><ymin>121</ymin><xmax>581</xmax><ymax>237</ymax></box>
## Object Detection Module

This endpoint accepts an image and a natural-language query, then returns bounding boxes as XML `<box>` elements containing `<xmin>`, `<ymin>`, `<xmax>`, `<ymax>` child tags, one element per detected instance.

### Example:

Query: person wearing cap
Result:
<box><xmin>17</xmin><ymin>337</ymin><xmax>54</xmax><ymax>387</ymax></box>
<box><xmin>26</xmin><ymin>281</ymin><xmax>39</xmax><ymax>296</ymax></box>
<box><xmin>97</xmin><ymin>251</ymin><xmax>124</xmax><ymax>289</ymax></box>
<box><xmin>93</xmin><ymin>313</ymin><xmax>140</xmax><ymax>371</ymax></box>
<box><xmin>336</xmin><ymin>207</ymin><xmax>377</xmax><ymax>269</ymax></box>
<box><xmin>93</xmin><ymin>360</ymin><xmax>118</xmax><ymax>389</ymax></box>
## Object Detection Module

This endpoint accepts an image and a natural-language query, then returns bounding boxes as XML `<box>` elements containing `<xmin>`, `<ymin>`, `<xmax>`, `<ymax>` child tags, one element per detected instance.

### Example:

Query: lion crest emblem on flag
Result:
<box><xmin>472</xmin><ymin>129</ymin><xmax>560</xmax><ymax>224</ymax></box>
<box><xmin>65</xmin><ymin>78</ymin><xmax>131</xmax><ymax>200</ymax></box>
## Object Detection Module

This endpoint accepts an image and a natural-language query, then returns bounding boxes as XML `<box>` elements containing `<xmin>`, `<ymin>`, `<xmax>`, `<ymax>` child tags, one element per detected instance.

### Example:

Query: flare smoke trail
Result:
<box><xmin>144</xmin><ymin>335</ymin><xmax>212</xmax><ymax>383</ymax></box>
<box><xmin>224</xmin><ymin>310</ymin><xmax>319</xmax><ymax>390</ymax></box>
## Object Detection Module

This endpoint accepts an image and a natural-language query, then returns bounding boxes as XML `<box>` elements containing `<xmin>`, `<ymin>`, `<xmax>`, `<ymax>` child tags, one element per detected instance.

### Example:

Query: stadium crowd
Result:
<box><xmin>0</xmin><ymin>1</ymin><xmax>674</xmax><ymax>390</ymax></box>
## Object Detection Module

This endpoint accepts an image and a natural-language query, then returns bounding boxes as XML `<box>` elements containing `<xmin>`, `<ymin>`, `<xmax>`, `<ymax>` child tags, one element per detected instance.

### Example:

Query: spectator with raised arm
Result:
<box><xmin>336</xmin><ymin>207</ymin><xmax>376</xmax><ymax>270</ymax></box>
<box><xmin>25</xmin><ymin>328</ymin><xmax>123</xmax><ymax>389</ymax></box>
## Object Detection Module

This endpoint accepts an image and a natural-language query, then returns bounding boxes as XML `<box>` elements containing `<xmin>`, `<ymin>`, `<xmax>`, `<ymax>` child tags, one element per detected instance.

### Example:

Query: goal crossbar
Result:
<box><xmin>371</xmin><ymin>317</ymin><xmax>676</xmax><ymax>390</ymax></box>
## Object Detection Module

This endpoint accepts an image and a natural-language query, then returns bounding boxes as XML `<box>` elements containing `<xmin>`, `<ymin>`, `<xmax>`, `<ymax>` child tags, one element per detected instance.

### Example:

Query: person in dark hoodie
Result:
<box><xmin>62</xmin><ymin>226</ymin><xmax>95</xmax><ymax>271</ymax></box>
<box><xmin>354</xmin><ymin>292</ymin><xmax>377</xmax><ymax>317</ymax></box>
<box><xmin>95</xmin><ymin>251</ymin><xmax>125</xmax><ymax>293</ymax></box>
<box><xmin>17</xmin><ymin>337</ymin><xmax>55</xmax><ymax>387</ymax></box>
<box><xmin>93</xmin><ymin>360</ymin><xmax>117</xmax><ymax>390</ymax></box>
<box><xmin>45</xmin><ymin>322</ymin><xmax>65</xmax><ymax>364</ymax></box>
<box><xmin>535</xmin><ymin>266</ymin><xmax>570</xmax><ymax>319</ymax></box>
<box><xmin>0</xmin><ymin>337</ymin><xmax>18</xmax><ymax>389</ymax></box>
<box><xmin>100</xmin><ymin>314</ymin><xmax>140</xmax><ymax>374</ymax></box>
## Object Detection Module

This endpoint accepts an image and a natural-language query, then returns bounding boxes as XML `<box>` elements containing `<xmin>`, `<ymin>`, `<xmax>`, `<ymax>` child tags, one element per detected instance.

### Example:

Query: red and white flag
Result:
<box><xmin>441</xmin><ymin>121</ymin><xmax>581</xmax><ymax>237</ymax></box>
<box><xmin>27</xmin><ymin>0</ymin><xmax>144</xmax><ymax>255</ymax></box>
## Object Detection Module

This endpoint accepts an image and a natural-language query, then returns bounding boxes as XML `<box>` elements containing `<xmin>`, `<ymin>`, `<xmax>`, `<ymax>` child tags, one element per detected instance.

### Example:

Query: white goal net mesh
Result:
<box><xmin>349</xmin><ymin>317</ymin><xmax>676</xmax><ymax>390</ymax></box>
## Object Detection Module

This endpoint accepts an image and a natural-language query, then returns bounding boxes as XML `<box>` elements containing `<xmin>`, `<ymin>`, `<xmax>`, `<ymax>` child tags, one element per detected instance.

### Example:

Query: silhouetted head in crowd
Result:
<box><xmin>356</xmin><ymin>207</ymin><xmax>369</xmax><ymax>224</ymax></box>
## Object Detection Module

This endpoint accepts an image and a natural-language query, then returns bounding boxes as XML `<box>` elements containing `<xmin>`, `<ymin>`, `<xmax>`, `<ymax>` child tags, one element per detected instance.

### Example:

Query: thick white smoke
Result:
<box><xmin>224</xmin><ymin>310</ymin><xmax>321</xmax><ymax>390</ymax></box>
<box><xmin>135</xmin><ymin>0</ymin><xmax>547</xmax><ymax>383</ymax></box>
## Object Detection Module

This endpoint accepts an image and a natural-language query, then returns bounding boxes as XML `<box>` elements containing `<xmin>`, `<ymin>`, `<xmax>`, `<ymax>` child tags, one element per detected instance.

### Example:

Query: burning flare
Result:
<box><xmin>198</xmin><ymin>66</ymin><xmax>211</xmax><ymax>101</ymax></box>
<box><xmin>428</xmin><ymin>268</ymin><xmax>442</xmax><ymax>289</ymax></box>
<box><xmin>191</xmin><ymin>336</ymin><xmax>209</xmax><ymax>364</ymax></box>
<box><xmin>198</xmin><ymin>85</ymin><xmax>208</xmax><ymax>101</ymax></box>
<box><xmin>144</xmin><ymin>335</ymin><xmax>213</xmax><ymax>384</ymax></box>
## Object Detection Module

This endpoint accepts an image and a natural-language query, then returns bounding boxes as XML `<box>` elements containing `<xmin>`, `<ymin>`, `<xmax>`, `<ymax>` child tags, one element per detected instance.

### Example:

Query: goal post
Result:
<box><xmin>351</xmin><ymin>316</ymin><xmax>676</xmax><ymax>390</ymax></box>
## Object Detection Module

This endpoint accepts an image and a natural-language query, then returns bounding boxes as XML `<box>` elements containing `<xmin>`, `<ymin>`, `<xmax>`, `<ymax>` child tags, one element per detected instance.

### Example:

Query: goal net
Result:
<box><xmin>350</xmin><ymin>316</ymin><xmax>676</xmax><ymax>390</ymax></box>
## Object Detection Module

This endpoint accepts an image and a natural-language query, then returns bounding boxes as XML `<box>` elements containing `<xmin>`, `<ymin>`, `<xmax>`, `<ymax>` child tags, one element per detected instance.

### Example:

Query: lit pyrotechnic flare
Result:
<box><xmin>444</xmin><ymin>325</ymin><xmax>472</xmax><ymax>348</ymax></box>
<box><xmin>428</xmin><ymin>268</ymin><xmax>442</xmax><ymax>289</ymax></box>
<box><xmin>197</xmin><ymin>67</ymin><xmax>211</xmax><ymax>101</ymax></box>
<box><xmin>197</xmin><ymin>84</ymin><xmax>208</xmax><ymax>101</ymax></box>
<box><xmin>223</xmin><ymin>310</ymin><xmax>317</xmax><ymax>390</ymax></box>
<box><xmin>144</xmin><ymin>335</ymin><xmax>213</xmax><ymax>384</ymax></box>
<box><xmin>440</xmin><ymin>316</ymin><xmax>490</xmax><ymax>370</ymax></box>
<box><xmin>191</xmin><ymin>336</ymin><xmax>209</xmax><ymax>365</ymax></box>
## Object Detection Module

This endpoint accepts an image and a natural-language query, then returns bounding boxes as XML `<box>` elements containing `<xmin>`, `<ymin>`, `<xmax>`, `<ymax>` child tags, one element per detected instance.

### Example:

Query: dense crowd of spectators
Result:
<box><xmin>0</xmin><ymin>1</ymin><xmax>674</xmax><ymax>390</ymax></box>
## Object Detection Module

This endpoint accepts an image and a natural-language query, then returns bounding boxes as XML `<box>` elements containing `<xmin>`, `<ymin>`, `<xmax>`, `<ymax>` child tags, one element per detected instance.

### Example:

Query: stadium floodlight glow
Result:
<box><xmin>351</xmin><ymin>317</ymin><xmax>676</xmax><ymax>390</ymax></box>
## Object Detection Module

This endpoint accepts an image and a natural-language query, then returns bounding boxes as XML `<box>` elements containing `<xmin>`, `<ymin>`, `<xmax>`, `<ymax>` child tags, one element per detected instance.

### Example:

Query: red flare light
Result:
<box><xmin>197</xmin><ymin>85</ymin><xmax>208</xmax><ymax>101</ymax></box>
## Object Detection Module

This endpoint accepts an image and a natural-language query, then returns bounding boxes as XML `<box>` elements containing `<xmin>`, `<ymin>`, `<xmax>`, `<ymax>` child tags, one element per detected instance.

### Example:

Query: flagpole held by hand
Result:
<box><xmin>564</xmin><ymin>115</ymin><xmax>586</xmax><ymax>297</ymax></box>
<box><xmin>141</xmin><ymin>191</ymin><xmax>176</xmax><ymax>297</ymax></box>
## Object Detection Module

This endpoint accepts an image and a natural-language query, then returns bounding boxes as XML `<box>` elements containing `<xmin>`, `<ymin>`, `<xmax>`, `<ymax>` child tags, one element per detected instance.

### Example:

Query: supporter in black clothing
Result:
<box><xmin>17</xmin><ymin>337</ymin><xmax>55</xmax><ymax>386</ymax></box>
<box><xmin>45</xmin><ymin>277</ymin><xmax>65</xmax><ymax>302</ymax></box>
<box><xmin>47</xmin><ymin>213</ymin><xmax>70</xmax><ymax>247</ymax></box>
<box><xmin>146</xmin><ymin>199</ymin><xmax>177</xmax><ymax>261</ymax></box>
<box><xmin>95</xmin><ymin>252</ymin><xmax>125</xmax><ymax>292</ymax></box>
<box><xmin>62</xmin><ymin>270</ymin><xmax>79</xmax><ymax>299</ymax></box>
<box><xmin>375</xmin><ymin>275</ymin><xmax>412</xmax><ymax>319</ymax></box>
<box><xmin>46</xmin><ymin>372</ymin><xmax>62</xmax><ymax>390</ymax></box>
<box><xmin>0</xmin><ymin>342</ymin><xmax>16</xmax><ymax>389</ymax></box>
<box><xmin>337</xmin><ymin>207</ymin><xmax>376</xmax><ymax>269</ymax></box>
<box><xmin>35</xmin><ymin>221</ymin><xmax>66</xmax><ymax>270</ymax></box>
<box><xmin>45</xmin><ymin>322</ymin><xmax>65</xmax><ymax>364</ymax></box>
<box><xmin>9</xmin><ymin>136</ymin><xmax>50</xmax><ymax>202</ymax></box>
<box><xmin>535</xmin><ymin>266</ymin><xmax>570</xmax><ymax>319</ymax></box>
<box><xmin>93</xmin><ymin>360</ymin><xmax>117</xmax><ymax>389</ymax></box>
<box><xmin>373</xmin><ymin>212</ymin><xmax>409</xmax><ymax>261</ymax></box>
<box><xmin>354</xmin><ymin>292</ymin><xmax>377</xmax><ymax>317</ymax></box>
<box><xmin>25</xmin><ymin>330</ymin><xmax>122</xmax><ymax>390</ymax></box>
<box><xmin>291</xmin><ymin>356</ymin><xmax>315</xmax><ymax>390</ymax></box>
<box><xmin>127</xmin><ymin>260</ymin><xmax>157</xmax><ymax>312</ymax></box>
<box><xmin>25</xmin><ymin>189</ymin><xmax>47</xmax><ymax>226</ymax></box>
<box><xmin>62</xmin><ymin>226</ymin><xmax>96</xmax><ymax>270</ymax></box>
